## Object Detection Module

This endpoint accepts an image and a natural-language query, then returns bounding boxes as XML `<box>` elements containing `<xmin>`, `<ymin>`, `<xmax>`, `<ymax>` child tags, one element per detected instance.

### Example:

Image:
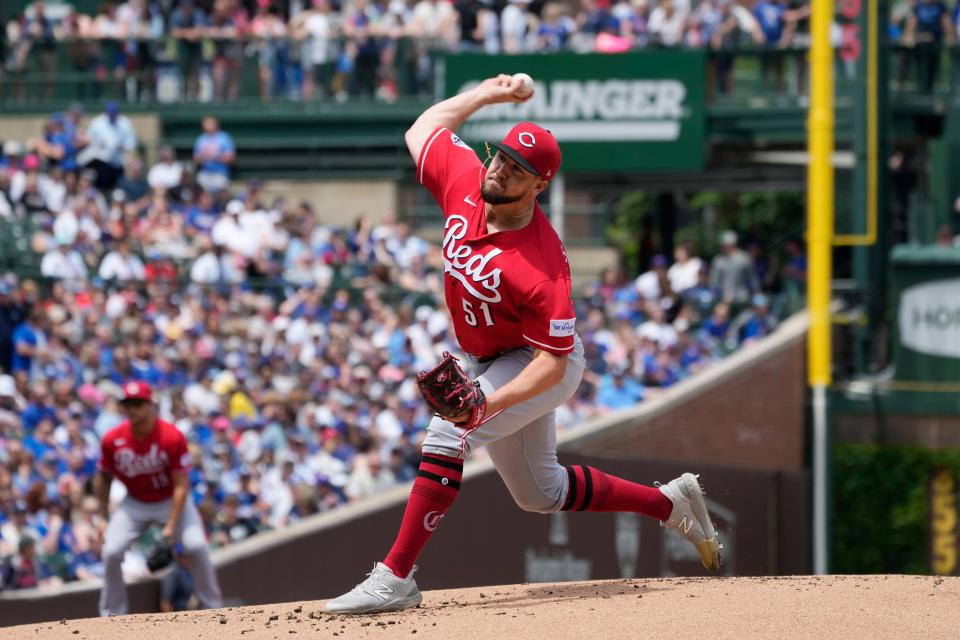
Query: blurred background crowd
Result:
<box><xmin>1</xmin><ymin>0</ymin><xmax>824</xmax><ymax>103</ymax></box>
<box><xmin>5</xmin><ymin>0</ymin><xmax>958</xmax><ymax>107</ymax></box>
<box><xmin>0</xmin><ymin>66</ymin><xmax>804</xmax><ymax>590</ymax></box>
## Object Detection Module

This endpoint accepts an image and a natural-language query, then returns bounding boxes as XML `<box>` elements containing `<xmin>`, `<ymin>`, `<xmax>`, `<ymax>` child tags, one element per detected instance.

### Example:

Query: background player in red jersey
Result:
<box><xmin>324</xmin><ymin>74</ymin><xmax>721</xmax><ymax>615</ymax></box>
<box><xmin>94</xmin><ymin>381</ymin><xmax>222</xmax><ymax>616</ymax></box>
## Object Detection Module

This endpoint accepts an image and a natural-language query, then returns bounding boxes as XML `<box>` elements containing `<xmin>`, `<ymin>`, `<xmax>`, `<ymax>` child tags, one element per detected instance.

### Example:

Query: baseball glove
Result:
<box><xmin>417</xmin><ymin>352</ymin><xmax>487</xmax><ymax>429</ymax></box>
<box><xmin>145</xmin><ymin>536</ymin><xmax>175</xmax><ymax>573</ymax></box>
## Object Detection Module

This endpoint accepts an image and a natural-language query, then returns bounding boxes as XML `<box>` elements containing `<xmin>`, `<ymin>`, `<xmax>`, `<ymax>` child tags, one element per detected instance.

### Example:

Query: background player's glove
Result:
<box><xmin>145</xmin><ymin>535</ymin><xmax>175</xmax><ymax>573</ymax></box>
<box><xmin>417</xmin><ymin>352</ymin><xmax>487</xmax><ymax>429</ymax></box>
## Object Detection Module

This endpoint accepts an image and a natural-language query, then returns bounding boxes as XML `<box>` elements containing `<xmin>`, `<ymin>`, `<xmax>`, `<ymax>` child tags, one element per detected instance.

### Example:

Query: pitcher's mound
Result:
<box><xmin>6</xmin><ymin>575</ymin><xmax>959</xmax><ymax>640</ymax></box>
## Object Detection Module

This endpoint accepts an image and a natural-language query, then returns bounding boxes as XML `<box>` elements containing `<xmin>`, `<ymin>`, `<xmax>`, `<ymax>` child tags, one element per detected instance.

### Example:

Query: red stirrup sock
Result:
<box><xmin>383</xmin><ymin>453</ymin><xmax>463</xmax><ymax>578</ymax></box>
<box><xmin>560</xmin><ymin>465</ymin><xmax>673</xmax><ymax>521</ymax></box>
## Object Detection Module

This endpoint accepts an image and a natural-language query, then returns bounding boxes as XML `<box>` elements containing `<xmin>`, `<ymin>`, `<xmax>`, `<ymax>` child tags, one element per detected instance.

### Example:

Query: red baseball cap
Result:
<box><xmin>121</xmin><ymin>380</ymin><xmax>153</xmax><ymax>403</ymax></box>
<box><xmin>487</xmin><ymin>122</ymin><xmax>562</xmax><ymax>180</ymax></box>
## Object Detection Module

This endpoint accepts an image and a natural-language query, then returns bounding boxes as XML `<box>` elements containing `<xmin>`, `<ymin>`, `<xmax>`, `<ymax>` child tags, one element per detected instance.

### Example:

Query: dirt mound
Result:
<box><xmin>6</xmin><ymin>575</ymin><xmax>959</xmax><ymax>640</ymax></box>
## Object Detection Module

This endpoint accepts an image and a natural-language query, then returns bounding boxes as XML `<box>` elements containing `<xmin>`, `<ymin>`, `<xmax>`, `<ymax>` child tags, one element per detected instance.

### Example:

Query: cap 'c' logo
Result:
<box><xmin>127</xmin><ymin>383</ymin><xmax>139</xmax><ymax>395</ymax></box>
<box><xmin>518</xmin><ymin>132</ymin><xmax>536</xmax><ymax>148</ymax></box>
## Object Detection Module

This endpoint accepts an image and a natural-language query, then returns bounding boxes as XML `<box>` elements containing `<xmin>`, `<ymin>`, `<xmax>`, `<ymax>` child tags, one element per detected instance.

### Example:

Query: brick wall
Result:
<box><xmin>564</xmin><ymin>336</ymin><xmax>807</xmax><ymax>472</ymax></box>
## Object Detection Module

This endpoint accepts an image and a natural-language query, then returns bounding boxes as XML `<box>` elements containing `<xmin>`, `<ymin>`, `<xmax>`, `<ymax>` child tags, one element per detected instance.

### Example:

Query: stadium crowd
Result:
<box><xmin>2</xmin><ymin>0</ymin><xmax>824</xmax><ymax>102</ymax></box>
<box><xmin>0</xmin><ymin>100</ymin><xmax>798</xmax><ymax>590</ymax></box>
<box><xmin>7</xmin><ymin>0</ymin><xmax>960</xmax><ymax>106</ymax></box>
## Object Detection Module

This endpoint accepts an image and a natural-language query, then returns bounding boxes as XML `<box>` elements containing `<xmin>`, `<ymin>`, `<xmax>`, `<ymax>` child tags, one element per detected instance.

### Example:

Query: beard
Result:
<box><xmin>481</xmin><ymin>180</ymin><xmax>525</xmax><ymax>205</ymax></box>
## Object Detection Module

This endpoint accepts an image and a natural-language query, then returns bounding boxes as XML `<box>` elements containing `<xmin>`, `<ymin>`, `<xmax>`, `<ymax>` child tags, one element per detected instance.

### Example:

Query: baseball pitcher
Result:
<box><xmin>94</xmin><ymin>381</ymin><xmax>223</xmax><ymax>616</ymax></box>
<box><xmin>324</xmin><ymin>74</ymin><xmax>721</xmax><ymax>615</ymax></box>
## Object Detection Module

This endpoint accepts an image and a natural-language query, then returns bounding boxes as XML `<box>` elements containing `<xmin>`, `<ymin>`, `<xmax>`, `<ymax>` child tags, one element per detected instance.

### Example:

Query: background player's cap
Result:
<box><xmin>121</xmin><ymin>380</ymin><xmax>153</xmax><ymax>403</ymax></box>
<box><xmin>487</xmin><ymin>122</ymin><xmax>562</xmax><ymax>180</ymax></box>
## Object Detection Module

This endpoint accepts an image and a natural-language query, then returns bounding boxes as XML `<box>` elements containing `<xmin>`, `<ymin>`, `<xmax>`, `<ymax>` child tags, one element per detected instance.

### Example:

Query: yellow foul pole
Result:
<box><xmin>807</xmin><ymin>0</ymin><xmax>834</xmax><ymax>574</ymax></box>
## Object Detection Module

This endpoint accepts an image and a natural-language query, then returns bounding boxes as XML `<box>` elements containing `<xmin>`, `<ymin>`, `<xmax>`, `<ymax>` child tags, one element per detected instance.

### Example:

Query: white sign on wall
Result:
<box><xmin>898</xmin><ymin>278</ymin><xmax>960</xmax><ymax>358</ymax></box>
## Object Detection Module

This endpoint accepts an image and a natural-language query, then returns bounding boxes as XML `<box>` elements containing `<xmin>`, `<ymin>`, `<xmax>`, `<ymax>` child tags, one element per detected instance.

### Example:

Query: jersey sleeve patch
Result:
<box><xmin>549</xmin><ymin>318</ymin><xmax>576</xmax><ymax>338</ymax></box>
<box><xmin>450</xmin><ymin>133</ymin><xmax>473</xmax><ymax>150</ymax></box>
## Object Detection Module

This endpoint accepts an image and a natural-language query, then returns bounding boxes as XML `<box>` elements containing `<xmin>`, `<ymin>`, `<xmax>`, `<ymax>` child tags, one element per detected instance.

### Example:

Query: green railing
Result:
<box><xmin>0</xmin><ymin>35</ymin><xmax>442</xmax><ymax>110</ymax></box>
<box><xmin>5</xmin><ymin>37</ymin><xmax>959</xmax><ymax>112</ymax></box>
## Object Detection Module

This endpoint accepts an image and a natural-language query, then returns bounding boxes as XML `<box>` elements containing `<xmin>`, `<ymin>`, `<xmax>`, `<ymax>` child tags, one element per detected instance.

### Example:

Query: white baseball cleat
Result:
<box><xmin>658</xmin><ymin>473</ymin><xmax>722</xmax><ymax>571</ymax></box>
<box><xmin>323</xmin><ymin>562</ymin><xmax>423</xmax><ymax>615</ymax></box>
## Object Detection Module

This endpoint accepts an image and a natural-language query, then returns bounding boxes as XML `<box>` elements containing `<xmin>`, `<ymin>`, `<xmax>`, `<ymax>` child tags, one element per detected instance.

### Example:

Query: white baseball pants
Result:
<box><xmin>422</xmin><ymin>334</ymin><xmax>586</xmax><ymax>514</ymax></box>
<box><xmin>99</xmin><ymin>495</ymin><xmax>223</xmax><ymax>616</ymax></box>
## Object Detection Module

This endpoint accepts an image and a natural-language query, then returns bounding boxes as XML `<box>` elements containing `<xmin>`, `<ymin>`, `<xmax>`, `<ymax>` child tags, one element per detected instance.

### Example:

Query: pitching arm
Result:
<box><xmin>404</xmin><ymin>75</ymin><xmax>530</xmax><ymax>163</ymax></box>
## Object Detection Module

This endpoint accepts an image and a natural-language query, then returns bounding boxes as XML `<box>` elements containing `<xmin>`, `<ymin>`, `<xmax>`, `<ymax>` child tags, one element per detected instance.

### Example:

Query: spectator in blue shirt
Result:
<box><xmin>581</xmin><ymin>0</ymin><xmax>621</xmax><ymax>35</ymax></box>
<box><xmin>159</xmin><ymin>547</ymin><xmax>194</xmax><ymax>612</ymax></box>
<box><xmin>596</xmin><ymin>367</ymin><xmax>645</xmax><ymax>409</ymax></box>
<box><xmin>753</xmin><ymin>0</ymin><xmax>786</xmax><ymax>42</ymax></box>
<box><xmin>682</xmin><ymin>265</ymin><xmax>720</xmax><ymax>318</ymax></box>
<box><xmin>185</xmin><ymin>191</ymin><xmax>220</xmax><ymax>238</ymax></box>
<box><xmin>116</xmin><ymin>157</ymin><xmax>150</xmax><ymax>209</ymax></box>
<box><xmin>71</xmin><ymin>532</ymin><xmax>105</xmax><ymax>581</ymax></box>
<box><xmin>739</xmin><ymin>294</ymin><xmax>777</xmax><ymax>343</ymax></box>
<box><xmin>700</xmin><ymin>301</ymin><xmax>732</xmax><ymax>349</ymax></box>
<box><xmin>193</xmin><ymin>117</ymin><xmax>236</xmax><ymax>194</ymax></box>
<box><xmin>20</xmin><ymin>386</ymin><xmax>56</xmax><ymax>433</ymax></box>
<box><xmin>753</xmin><ymin>0</ymin><xmax>787</xmax><ymax>91</ymax></box>
<box><xmin>905</xmin><ymin>0</ymin><xmax>953</xmax><ymax>92</ymax></box>
<box><xmin>538</xmin><ymin>2</ymin><xmax>575</xmax><ymax>50</ymax></box>
<box><xmin>31</xmin><ymin>114</ymin><xmax>78</xmax><ymax>172</ymax></box>
<box><xmin>23</xmin><ymin>418</ymin><xmax>57</xmax><ymax>461</ymax></box>
<box><xmin>11</xmin><ymin>306</ymin><xmax>44</xmax><ymax>378</ymax></box>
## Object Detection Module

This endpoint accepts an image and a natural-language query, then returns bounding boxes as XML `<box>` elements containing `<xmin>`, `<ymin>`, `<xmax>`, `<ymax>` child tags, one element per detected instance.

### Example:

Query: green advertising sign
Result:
<box><xmin>442</xmin><ymin>51</ymin><xmax>706</xmax><ymax>172</ymax></box>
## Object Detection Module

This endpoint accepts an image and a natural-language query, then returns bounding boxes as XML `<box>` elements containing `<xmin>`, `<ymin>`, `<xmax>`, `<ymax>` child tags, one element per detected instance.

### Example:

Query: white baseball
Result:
<box><xmin>512</xmin><ymin>72</ymin><xmax>534</xmax><ymax>99</ymax></box>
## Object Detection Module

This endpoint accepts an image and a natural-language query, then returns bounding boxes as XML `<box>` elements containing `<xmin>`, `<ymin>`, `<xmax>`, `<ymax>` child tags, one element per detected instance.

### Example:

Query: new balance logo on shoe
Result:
<box><xmin>679</xmin><ymin>514</ymin><xmax>694</xmax><ymax>535</ymax></box>
<box><xmin>372</xmin><ymin>584</ymin><xmax>395</xmax><ymax>600</ymax></box>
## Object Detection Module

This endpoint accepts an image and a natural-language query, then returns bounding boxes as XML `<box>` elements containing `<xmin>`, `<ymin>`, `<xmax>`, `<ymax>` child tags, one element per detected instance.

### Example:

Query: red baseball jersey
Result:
<box><xmin>97</xmin><ymin>419</ymin><xmax>192</xmax><ymax>502</ymax></box>
<box><xmin>417</xmin><ymin>127</ymin><xmax>576</xmax><ymax>358</ymax></box>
